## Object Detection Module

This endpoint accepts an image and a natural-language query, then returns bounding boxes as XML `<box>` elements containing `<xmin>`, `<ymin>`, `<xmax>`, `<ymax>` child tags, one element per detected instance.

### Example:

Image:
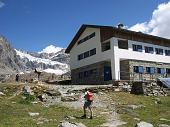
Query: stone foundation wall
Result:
<box><xmin>71</xmin><ymin>61</ymin><xmax>112</xmax><ymax>85</ymax></box>
<box><xmin>130</xmin><ymin>81</ymin><xmax>168</xmax><ymax>96</ymax></box>
<box><xmin>120</xmin><ymin>60</ymin><xmax>130</xmax><ymax>80</ymax></box>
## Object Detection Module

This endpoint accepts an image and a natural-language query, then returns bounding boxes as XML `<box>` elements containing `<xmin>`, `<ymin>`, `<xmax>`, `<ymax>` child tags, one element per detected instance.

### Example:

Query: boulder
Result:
<box><xmin>61</xmin><ymin>95</ymin><xmax>79</xmax><ymax>102</ymax></box>
<box><xmin>59</xmin><ymin>121</ymin><xmax>86</xmax><ymax>127</ymax></box>
<box><xmin>135</xmin><ymin>121</ymin><xmax>153</xmax><ymax>127</ymax></box>
<box><xmin>38</xmin><ymin>93</ymin><xmax>49</xmax><ymax>102</ymax></box>
<box><xmin>0</xmin><ymin>91</ymin><xmax>5</xmax><ymax>96</ymax></box>
<box><xmin>45</xmin><ymin>90</ymin><xmax>61</xmax><ymax>96</ymax></box>
<box><xmin>64</xmin><ymin>115</ymin><xmax>76</xmax><ymax>120</ymax></box>
<box><xmin>23</xmin><ymin>85</ymin><xmax>33</xmax><ymax>95</ymax></box>
<box><xmin>131</xmin><ymin>82</ymin><xmax>144</xmax><ymax>95</ymax></box>
<box><xmin>127</xmin><ymin>105</ymin><xmax>143</xmax><ymax>110</ymax></box>
<box><xmin>158</xmin><ymin>124</ymin><xmax>170</xmax><ymax>127</ymax></box>
<box><xmin>28</xmin><ymin>112</ymin><xmax>39</xmax><ymax>117</ymax></box>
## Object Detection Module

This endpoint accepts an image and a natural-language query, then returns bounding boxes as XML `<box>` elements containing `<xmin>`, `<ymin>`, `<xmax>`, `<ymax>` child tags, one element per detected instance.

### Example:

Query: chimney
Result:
<box><xmin>117</xmin><ymin>23</ymin><xmax>124</xmax><ymax>29</ymax></box>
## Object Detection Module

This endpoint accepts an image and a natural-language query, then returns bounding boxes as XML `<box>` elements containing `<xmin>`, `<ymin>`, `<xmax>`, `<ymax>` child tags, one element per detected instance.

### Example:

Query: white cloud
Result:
<box><xmin>129</xmin><ymin>1</ymin><xmax>170</xmax><ymax>39</ymax></box>
<box><xmin>129</xmin><ymin>22</ymin><xmax>149</xmax><ymax>33</ymax></box>
<box><xmin>0</xmin><ymin>1</ymin><xmax>5</xmax><ymax>8</ymax></box>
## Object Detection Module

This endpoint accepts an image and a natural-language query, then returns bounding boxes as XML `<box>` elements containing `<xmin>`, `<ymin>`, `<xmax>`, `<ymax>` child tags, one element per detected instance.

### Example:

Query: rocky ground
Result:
<box><xmin>29</xmin><ymin>83</ymin><xmax>127</xmax><ymax>127</ymax></box>
<box><xmin>0</xmin><ymin>82</ymin><xmax>170</xmax><ymax>127</ymax></box>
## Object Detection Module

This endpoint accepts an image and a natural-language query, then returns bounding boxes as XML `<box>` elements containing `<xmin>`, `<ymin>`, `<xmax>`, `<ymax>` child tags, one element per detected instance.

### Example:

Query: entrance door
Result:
<box><xmin>104</xmin><ymin>66</ymin><xmax>112</xmax><ymax>81</ymax></box>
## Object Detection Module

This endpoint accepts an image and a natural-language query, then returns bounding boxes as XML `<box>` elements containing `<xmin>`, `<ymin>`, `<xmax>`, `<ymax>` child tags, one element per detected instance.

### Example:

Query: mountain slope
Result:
<box><xmin>0</xmin><ymin>36</ymin><xmax>24</xmax><ymax>74</ymax></box>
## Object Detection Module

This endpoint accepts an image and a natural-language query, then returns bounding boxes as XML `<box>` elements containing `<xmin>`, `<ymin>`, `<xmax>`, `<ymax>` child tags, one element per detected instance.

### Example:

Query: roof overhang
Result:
<box><xmin>65</xmin><ymin>24</ymin><xmax>170</xmax><ymax>53</ymax></box>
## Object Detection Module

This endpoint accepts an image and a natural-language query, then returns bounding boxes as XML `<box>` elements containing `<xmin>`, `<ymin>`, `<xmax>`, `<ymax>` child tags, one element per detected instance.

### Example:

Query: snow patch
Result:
<box><xmin>43</xmin><ymin>68</ymin><xmax>65</xmax><ymax>75</ymax></box>
<box><xmin>38</xmin><ymin>45</ymin><xmax>63</xmax><ymax>54</ymax></box>
<box><xmin>15</xmin><ymin>49</ymin><xmax>65</xmax><ymax>66</ymax></box>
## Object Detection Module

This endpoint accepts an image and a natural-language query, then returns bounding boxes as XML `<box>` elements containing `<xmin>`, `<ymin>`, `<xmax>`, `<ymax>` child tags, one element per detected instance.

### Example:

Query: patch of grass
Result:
<box><xmin>19</xmin><ymin>94</ymin><xmax>36</xmax><ymax>104</ymax></box>
<box><xmin>108</xmin><ymin>92</ymin><xmax>170</xmax><ymax>127</ymax></box>
<box><xmin>0</xmin><ymin>83</ymin><xmax>19</xmax><ymax>96</ymax></box>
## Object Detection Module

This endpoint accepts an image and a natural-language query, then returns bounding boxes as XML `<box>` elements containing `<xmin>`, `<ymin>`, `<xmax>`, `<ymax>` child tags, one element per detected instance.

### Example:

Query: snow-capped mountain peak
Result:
<box><xmin>38</xmin><ymin>45</ymin><xmax>63</xmax><ymax>54</ymax></box>
<box><xmin>15</xmin><ymin>49</ymin><xmax>65</xmax><ymax>66</ymax></box>
<box><xmin>15</xmin><ymin>48</ymin><xmax>70</xmax><ymax>75</ymax></box>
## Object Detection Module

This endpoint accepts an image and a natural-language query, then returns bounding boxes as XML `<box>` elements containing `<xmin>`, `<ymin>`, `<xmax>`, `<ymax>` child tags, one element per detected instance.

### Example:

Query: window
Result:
<box><xmin>133</xmin><ymin>66</ymin><xmax>144</xmax><ymax>73</ymax></box>
<box><xmin>84</xmin><ymin>71</ymin><xmax>89</xmax><ymax>77</ymax></box>
<box><xmin>166</xmin><ymin>68</ymin><xmax>170</xmax><ymax>74</ymax></box>
<box><xmin>84</xmin><ymin>51</ymin><xmax>89</xmax><ymax>58</ymax></box>
<box><xmin>78</xmin><ymin>72</ymin><xmax>83</xmax><ymax>79</ymax></box>
<box><xmin>78</xmin><ymin>48</ymin><xmax>96</xmax><ymax>61</ymax></box>
<box><xmin>165</xmin><ymin>50</ymin><xmax>170</xmax><ymax>56</ymax></box>
<box><xmin>78</xmin><ymin>54</ymin><xmax>83</xmax><ymax>60</ymax></box>
<box><xmin>145</xmin><ymin>46</ymin><xmax>154</xmax><ymax>54</ymax></box>
<box><xmin>90</xmin><ymin>48</ymin><xmax>96</xmax><ymax>56</ymax></box>
<box><xmin>146</xmin><ymin>67</ymin><xmax>155</xmax><ymax>74</ymax></box>
<box><xmin>155</xmin><ymin>48</ymin><xmax>163</xmax><ymax>55</ymax></box>
<box><xmin>78</xmin><ymin>69</ymin><xmax>97</xmax><ymax>79</ymax></box>
<box><xmin>157</xmin><ymin>68</ymin><xmax>165</xmax><ymax>74</ymax></box>
<box><xmin>118</xmin><ymin>40</ymin><xmax>128</xmax><ymax>49</ymax></box>
<box><xmin>101</xmin><ymin>41</ymin><xmax>110</xmax><ymax>52</ymax></box>
<box><xmin>77</xmin><ymin>32</ymin><xmax>95</xmax><ymax>45</ymax></box>
<box><xmin>132</xmin><ymin>44</ymin><xmax>142</xmax><ymax>52</ymax></box>
<box><xmin>134</xmin><ymin>66</ymin><xmax>138</xmax><ymax>73</ymax></box>
<box><xmin>89</xmin><ymin>32</ymin><xmax>95</xmax><ymax>38</ymax></box>
<box><xmin>89</xmin><ymin>69</ymin><xmax>97</xmax><ymax>75</ymax></box>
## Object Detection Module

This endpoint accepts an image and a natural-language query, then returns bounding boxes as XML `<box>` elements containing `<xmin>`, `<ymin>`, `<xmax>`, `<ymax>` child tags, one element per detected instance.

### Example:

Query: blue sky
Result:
<box><xmin>0</xmin><ymin>0</ymin><xmax>169</xmax><ymax>52</ymax></box>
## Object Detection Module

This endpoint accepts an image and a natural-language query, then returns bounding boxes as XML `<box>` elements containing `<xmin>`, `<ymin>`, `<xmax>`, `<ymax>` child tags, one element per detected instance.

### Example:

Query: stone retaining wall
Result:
<box><xmin>69</xmin><ymin>81</ymin><xmax>168</xmax><ymax>97</ymax></box>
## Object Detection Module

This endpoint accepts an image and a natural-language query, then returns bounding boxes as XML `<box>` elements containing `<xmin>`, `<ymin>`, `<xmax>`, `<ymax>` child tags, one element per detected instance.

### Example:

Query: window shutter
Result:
<box><xmin>138</xmin><ymin>66</ymin><xmax>144</xmax><ymax>73</ymax></box>
<box><xmin>150</xmin><ymin>67</ymin><xmax>155</xmax><ymax>74</ymax></box>
<box><xmin>160</xmin><ymin>68</ymin><xmax>165</xmax><ymax>74</ymax></box>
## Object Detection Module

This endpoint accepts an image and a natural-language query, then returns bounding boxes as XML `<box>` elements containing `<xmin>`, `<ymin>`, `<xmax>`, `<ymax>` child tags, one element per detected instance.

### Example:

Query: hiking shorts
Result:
<box><xmin>84</xmin><ymin>101</ymin><xmax>92</xmax><ymax>108</ymax></box>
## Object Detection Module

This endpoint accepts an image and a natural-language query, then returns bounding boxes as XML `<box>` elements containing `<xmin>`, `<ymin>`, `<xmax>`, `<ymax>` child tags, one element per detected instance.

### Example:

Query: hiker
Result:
<box><xmin>82</xmin><ymin>88</ymin><xmax>93</xmax><ymax>119</ymax></box>
<box><xmin>15</xmin><ymin>74</ymin><xmax>19</xmax><ymax>82</ymax></box>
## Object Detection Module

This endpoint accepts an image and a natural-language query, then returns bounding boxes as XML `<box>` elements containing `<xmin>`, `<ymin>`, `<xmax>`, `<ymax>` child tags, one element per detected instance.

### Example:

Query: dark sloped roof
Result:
<box><xmin>65</xmin><ymin>24</ymin><xmax>170</xmax><ymax>53</ymax></box>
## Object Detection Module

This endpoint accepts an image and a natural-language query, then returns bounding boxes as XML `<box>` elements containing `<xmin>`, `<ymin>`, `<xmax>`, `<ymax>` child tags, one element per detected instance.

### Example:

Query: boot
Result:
<box><xmin>81</xmin><ymin>114</ymin><xmax>86</xmax><ymax>118</ymax></box>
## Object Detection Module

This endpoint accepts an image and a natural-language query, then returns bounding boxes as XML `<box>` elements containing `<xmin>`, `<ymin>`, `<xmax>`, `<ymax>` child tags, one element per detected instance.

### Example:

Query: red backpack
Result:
<box><xmin>86</xmin><ymin>91</ymin><xmax>93</xmax><ymax>101</ymax></box>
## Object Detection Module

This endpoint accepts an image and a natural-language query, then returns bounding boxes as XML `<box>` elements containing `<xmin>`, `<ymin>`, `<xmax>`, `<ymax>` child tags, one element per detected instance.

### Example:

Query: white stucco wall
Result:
<box><xmin>70</xmin><ymin>28</ymin><xmax>112</xmax><ymax>70</ymax></box>
<box><xmin>112</xmin><ymin>37</ymin><xmax>170</xmax><ymax>80</ymax></box>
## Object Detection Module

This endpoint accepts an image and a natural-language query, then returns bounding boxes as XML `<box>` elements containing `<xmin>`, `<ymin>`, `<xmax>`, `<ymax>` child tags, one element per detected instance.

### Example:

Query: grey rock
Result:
<box><xmin>160</xmin><ymin>118</ymin><xmax>170</xmax><ymax>122</ymax></box>
<box><xmin>101</xmin><ymin>120</ymin><xmax>127</xmax><ymax>127</ymax></box>
<box><xmin>45</xmin><ymin>90</ymin><xmax>61</xmax><ymax>96</ymax></box>
<box><xmin>136</xmin><ymin>121</ymin><xmax>153</xmax><ymax>127</ymax></box>
<box><xmin>0</xmin><ymin>91</ymin><xmax>5</xmax><ymax>96</ymax></box>
<box><xmin>23</xmin><ymin>85</ymin><xmax>33</xmax><ymax>95</ymax></box>
<box><xmin>37</xmin><ymin>121</ymin><xmax>44</xmax><ymax>125</ymax></box>
<box><xmin>38</xmin><ymin>93</ymin><xmax>49</xmax><ymax>102</ymax></box>
<box><xmin>158</xmin><ymin>124</ymin><xmax>170</xmax><ymax>127</ymax></box>
<box><xmin>134</xmin><ymin>118</ymin><xmax>140</xmax><ymax>121</ymax></box>
<box><xmin>59</xmin><ymin>121</ymin><xmax>86</xmax><ymax>127</ymax></box>
<box><xmin>64</xmin><ymin>115</ymin><xmax>76</xmax><ymax>120</ymax></box>
<box><xmin>28</xmin><ymin>112</ymin><xmax>39</xmax><ymax>117</ymax></box>
<box><xmin>127</xmin><ymin>105</ymin><xmax>143</xmax><ymax>110</ymax></box>
<box><xmin>61</xmin><ymin>95</ymin><xmax>79</xmax><ymax>102</ymax></box>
